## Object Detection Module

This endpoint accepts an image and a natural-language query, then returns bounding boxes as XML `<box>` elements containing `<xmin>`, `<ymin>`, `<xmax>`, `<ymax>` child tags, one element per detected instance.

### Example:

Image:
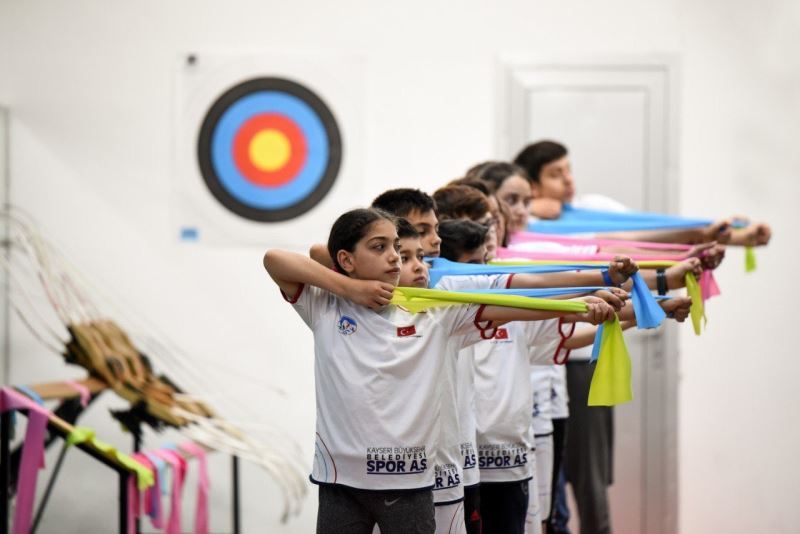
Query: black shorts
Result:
<box><xmin>463</xmin><ymin>485</ymin><xmax>482</xmax><ymax>534</ymax></box>
<box><xmin>317</xmin><ymin>484</ymin><xmax>435</xmax><ymax>534</ymax></box>
<box><xmin>479</xmin><ymin>480</ymin><xmax>530</xmax><ymax>534</ymax></box>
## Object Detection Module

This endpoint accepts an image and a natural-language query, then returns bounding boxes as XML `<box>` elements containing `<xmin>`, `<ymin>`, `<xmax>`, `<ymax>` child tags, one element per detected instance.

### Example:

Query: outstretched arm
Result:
<box><xmin>638</xmin><ymin>258</ymin><xmax>703</xmax><ymax>291</ymax></box>
<box><xmin>563</xmin><ymin>320</ymin><xmax>637</xmax><ymax>349</ymax></box>
<box><xmin>509</xmin><ymin>257</ymin><xmax>638</xmax><ymax>289</ymax></box>
<box><xmin>727</xmin><ymin>222</ymin><xmax>772</xmax><ymax>247</ymax></box>
<box><xmin>480</xmin><ymin>294</ymin><xmax>621</xmax><ymax>326</ymax></box>
<box><xmin>599</xmin><ymin>219</ymin><xmax>732</xmax><ymax>245</ymax></box>
<box><xmin>563</xmin><ymin>296</ymin><xmax>692</xmax><ymax>349</ymax></box>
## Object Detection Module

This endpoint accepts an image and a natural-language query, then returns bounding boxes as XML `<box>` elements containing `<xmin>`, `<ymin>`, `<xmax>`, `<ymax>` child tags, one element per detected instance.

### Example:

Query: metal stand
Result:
<box><xmin>3</xmin><ymin>402</ymin><xmax>245</xmax><ymax>534</ymax></box>
<box><xmin>0</xmin><ymin>409</ymin><xmax>131</xmax><ymax>534</ymax></box>
<box><xmin>30</xmin><ymin>441</ymin><xmax>69</xmax><ymax>533</ymax></box>
<box><xmin>232</xmin><ymin>455</ymin><xmax>241</xmax><ymax>534</ymax></box>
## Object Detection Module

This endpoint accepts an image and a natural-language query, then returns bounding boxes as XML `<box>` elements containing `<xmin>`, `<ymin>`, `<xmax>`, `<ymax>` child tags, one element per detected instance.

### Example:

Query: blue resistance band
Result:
<box><xmin>528</xmin><ymin>204</ymin><xmax>714</xmax><ymax>234</ymax></box>
<box><xmin>429</xmin><ymin>258</ymin><xmax>666</xmax><ymax>329</ymax></box>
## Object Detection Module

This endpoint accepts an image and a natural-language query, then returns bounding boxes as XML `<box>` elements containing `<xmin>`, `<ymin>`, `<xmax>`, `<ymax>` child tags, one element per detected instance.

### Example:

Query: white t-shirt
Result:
<box><xmin>471</xmin><ymin>319</ymin><xmax>562</xmax><ymax>483</ymax></box>
<box><xmin>284</xmin><ymin>283</ymin><xmax>485</xmax><ymax>491</ymax></box>
<box><xmin>531</xmin><ymin>365</ymin><xmax>554</xmax><ymax>437</ymax></box>
<box><xmin>432</xmin><ymin>274</ymin><xmax>509</xmax><ymax>501</ymax></box>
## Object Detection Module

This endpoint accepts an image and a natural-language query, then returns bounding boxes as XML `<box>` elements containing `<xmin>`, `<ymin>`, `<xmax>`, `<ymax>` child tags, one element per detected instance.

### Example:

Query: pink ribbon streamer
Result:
<box><xmin>152</xmin><ymin>448</ymin><xmax>187</xmax><ymax>534</ymax></box>
<box><xmin>497</xmin><ymin>246</ymin><xmax>687</xmax><ymax>263</ymax></box>
<box><xmin>126</xmin><ymin>474</ymin><xmax>138</xmax><ymax>534</ymax></box>
<box><xmin>700</xmin><ymin>269</ymin><xmax>721</xmax><ymax>301</ymax></box>
<box><xmin>497</xmin><ymin>246</ymin><xmax>722</xmax><ymax>303</ymax></box>
<box><xmin>63</xmin><ymin>380</ymin><xmax>90</xmax><ymax>408</ymax></box>
<box><xmin>130</xmin><ymin>452</ymin><xmax>163</xmax><ymax>532</ymax></box>
<box><xmin>0</xmin><ymin>388</ymin><xmax>49</xmax><ymax>534</ymax></box>
<box><xmin>180</xmin><ymin>442</ymin><xmax>210</xmax><ymax>534</ymax></box>
<box><xmin>510</xmin><ymin>231</ymin><xmax>694</xmax><ymax>251</ymax></box>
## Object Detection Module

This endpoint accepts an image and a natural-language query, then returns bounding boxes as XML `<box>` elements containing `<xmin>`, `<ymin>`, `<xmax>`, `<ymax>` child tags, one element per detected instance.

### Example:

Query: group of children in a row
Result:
<box><xmin>263</xmin><ymin>140</ymin><xmax>770</xmax><ymax>534</ymax></box>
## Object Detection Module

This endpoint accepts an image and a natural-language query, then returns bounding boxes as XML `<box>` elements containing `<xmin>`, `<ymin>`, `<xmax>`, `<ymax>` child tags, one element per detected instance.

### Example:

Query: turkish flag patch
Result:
<box><xmin>397</xmin><ymin>325</ymin><xmax>417</xmax><ymax>337</ymax></box>
<box><xmin>494</xmin><ymin>328</ymin><xmax>509</xmax><ymax>340</ymax></box>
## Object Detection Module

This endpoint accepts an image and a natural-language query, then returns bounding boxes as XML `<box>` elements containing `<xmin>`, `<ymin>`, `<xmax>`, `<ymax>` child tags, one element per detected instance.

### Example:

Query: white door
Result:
<box><xmin>498</xmin><ymin>59</ymin><xmax>679</xmax><ymax>534</ymax></box>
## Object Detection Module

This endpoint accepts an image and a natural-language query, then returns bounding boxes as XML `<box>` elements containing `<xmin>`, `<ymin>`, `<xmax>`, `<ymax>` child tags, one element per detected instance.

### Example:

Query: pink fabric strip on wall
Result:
<box><xmin>0</xmin><ymin>388</ymin><xmax>50</xmax><ymax>534</ymax></box>
<box><xmin>180</xmin><ymin>442</ymin><xmax>210</xmax><ymax>534</ymax></box>
<box><xmin>152</xmin><ymin>448</ymin><xmax>187</xmax><ymax>534</ymax></box>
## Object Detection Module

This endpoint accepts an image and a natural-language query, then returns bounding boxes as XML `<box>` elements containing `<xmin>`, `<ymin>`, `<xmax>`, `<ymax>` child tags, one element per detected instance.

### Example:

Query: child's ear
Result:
<box><xmin>337</xmin><ymin>250</ymin><xmax>356</xmax><ymax>274</ymax></box>
<box><xmin>530</xmin><ymin>181</ymin><xmax>543</xmax><ymax>198</ymax></box>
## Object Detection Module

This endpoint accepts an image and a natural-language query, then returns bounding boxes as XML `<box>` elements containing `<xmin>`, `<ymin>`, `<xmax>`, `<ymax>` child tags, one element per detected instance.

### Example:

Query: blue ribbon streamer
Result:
<box><xmin>431</xmin><ymin>258</ymin><xmax>666</xmax><ymax>329</ymax></box>
<box><xmin>529</xmin><ymin>204</ymin><xmax>715</xmax><ymax>234</ymax></box>
<box><xmin>427</xmin><ymin>257</ymin><xmax>606</xmax><ymax>288</ymax></box>
<box><xmin>629</xmin><ymin>272</ymin><xmax>667</xmax><ymax>329</ymax></box>
<box><xmin>457</xmin><ymin>286</ymin><xmax>608</xmax><ymax>297</ymax></box>
<box><xmin>590</xmin><ymin>324</ymin><xmax>604</xmax><ymax>362</ymax></box>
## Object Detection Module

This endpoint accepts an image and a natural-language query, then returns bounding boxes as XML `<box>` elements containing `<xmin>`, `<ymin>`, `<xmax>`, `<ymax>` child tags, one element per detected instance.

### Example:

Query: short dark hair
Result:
<box><xmin>513</xmin><ymin>141</ymin><xmax>568</xmax><ymax>183</ymax></box>
<box><xmin>467</xmin><ymin>160</ymin><xmax>531</xmax><ymax>188</ymax></box>
<box><xmin>371</xmin><ymin>188</ymin><xmax>436</xmax><ymax>218</ymax></box>
<box><xmin>432</xmin><ymin>185</ymin><xmax>490</xmax><ymax>222</ymax></box>
<box><xmin>327</xmin><ymin>208</ymin><xmax>396</xmax><ymax>275</ymax></box>
<box><xmin>438</xmin><ymin>219</ymin><xmax>488</xmax><ymax>262</ymax></box>
<box><xmin>396</xmin><ymin>217</ymin><xmax>420</xmax><ymax>239</ymax></box>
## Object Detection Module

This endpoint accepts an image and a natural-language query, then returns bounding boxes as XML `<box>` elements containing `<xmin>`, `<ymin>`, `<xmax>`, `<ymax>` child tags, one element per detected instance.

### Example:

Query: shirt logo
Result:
<box><xmin>397</xmin><ymin>325</ymin><xmax>416</xmax><ymax>337</ymax></box>
<box><xmin>337</xmin><ymin>315</ymin><xmax>357</xmax><ymax>335</ymax></box>
<box><xmin>494</xmin><ymin>328</ymin><xmax>509</xmax><ymax>340</ymax></box>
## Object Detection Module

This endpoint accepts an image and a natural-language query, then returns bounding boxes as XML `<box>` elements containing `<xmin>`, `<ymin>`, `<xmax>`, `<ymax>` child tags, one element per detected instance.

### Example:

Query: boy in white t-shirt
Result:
<box><xmin>514</xmin><ymin>140</ymin><xmax>733</xmax><ymax>534</ymax></box>
<box><xmin>435</xmin><ymin>219</ymin><xmax>630</xmax><ymax>534</ymax></box>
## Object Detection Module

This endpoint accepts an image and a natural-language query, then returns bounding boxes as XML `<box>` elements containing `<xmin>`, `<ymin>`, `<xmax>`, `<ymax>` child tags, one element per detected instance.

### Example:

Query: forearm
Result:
<box><xmin>309</xmin><ymin>243</ymin><xmax>335</xmax><ymax>268</ymax></box>
<box><xmin>563</xmin><ymin>326</ymin><xmax>599</xmax><ymax>349</ymax></box>
<box><xmin>263</xmin><ymin>249</ymin><xmax>349</xmax><ymax>297</ymax></box>
<box><xmin>510</xmin><ymin>271</ymin><xmax>607</xmax><ymax>289</ymax></box>
<box><xmin>617</xmin><ymin>303</ymin><xmax>637</xmax><ymax>321</ymax></box>
<box><xmin>599</xmin><ymin>228</ymin><xmax>707</xmax><ymax>245</ymax></box>
<box><xmin>480</xmin><ymin>306</ymin><xmax>572</xmax><ymax>323</ymax></box>
<box><xmin>563</xmin><ymin>319</ymin><xmax>637</xmax><ymax>349</ymax></box>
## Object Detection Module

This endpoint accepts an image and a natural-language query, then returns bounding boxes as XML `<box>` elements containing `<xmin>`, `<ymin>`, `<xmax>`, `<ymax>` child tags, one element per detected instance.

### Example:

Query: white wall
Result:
<box><xmin>0</xmin><ymin>0</ymin><xmax>798</xmax><ymax>532</ymax></box>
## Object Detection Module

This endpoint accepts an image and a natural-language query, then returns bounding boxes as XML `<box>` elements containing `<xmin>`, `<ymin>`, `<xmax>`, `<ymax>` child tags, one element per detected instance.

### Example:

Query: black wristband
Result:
<box><xmin>656</xmin><ymin>269</ymin><xmax>668</xmax><ymax>295</ymax></box>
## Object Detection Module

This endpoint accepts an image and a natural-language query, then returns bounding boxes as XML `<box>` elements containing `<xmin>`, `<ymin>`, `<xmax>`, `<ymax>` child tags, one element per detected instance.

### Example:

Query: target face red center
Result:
<box><xmin>232</xmin><ymin>113</ymin><xmax>307</xmax><ymax>187</ymax></box>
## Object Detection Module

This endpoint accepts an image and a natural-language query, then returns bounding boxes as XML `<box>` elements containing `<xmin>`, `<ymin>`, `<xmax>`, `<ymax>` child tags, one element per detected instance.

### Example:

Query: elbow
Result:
<box><xmin>262</xmin><ymin>249</ymin><xmax>279</xmax><ymax>272</ymax></box>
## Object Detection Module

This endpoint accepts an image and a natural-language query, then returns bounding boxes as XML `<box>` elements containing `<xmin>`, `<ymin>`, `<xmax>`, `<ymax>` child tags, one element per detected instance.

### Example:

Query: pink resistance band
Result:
<box><xmin>152</xmin><ymin>448</ymin><xmax>187</xmax><ymax>534</ymax></box>
<box><xmin>497</xmin><ymin>245</ymin><xmax>688</xmax><ymax>263</ymax></box>
<box><xmin>496</xmin><ymin>246</ymin><xmax>721</xmax><ymax>303</ymax></box>
<box><xmin>63</xmin><ymin>380</ymin><xmax>90</xmax><ymax>407</ymax></box>
<box><xmin>129</xmin><ymin>453</ymin><xmax>163</xmax><ymax>532</ymax></box>
<box><xmin>0</xmin><ymin>388</ymin><xmax>49</xmax><ymax>534</ymax></box>
<box><xmin>509</xmin><ymin>231</ymin><xmax>694</xmax><ymax>251</ymax></box>
<box><xmin>180</xmin><ymin>442</ymin><xmax>210</xmax><ymax>534</ymax></box>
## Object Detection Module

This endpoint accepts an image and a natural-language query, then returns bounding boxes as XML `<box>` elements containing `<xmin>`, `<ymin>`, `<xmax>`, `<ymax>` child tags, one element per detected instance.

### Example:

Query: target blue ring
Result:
<box><xmin>210</xmin><ymin>92</ymin><xmax>329</xmax><ymax>210</ymax></box>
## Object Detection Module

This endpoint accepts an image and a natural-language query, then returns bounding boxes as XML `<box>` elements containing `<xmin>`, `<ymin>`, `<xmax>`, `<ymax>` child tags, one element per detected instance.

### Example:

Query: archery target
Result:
<box><xmin>175</xmin><ymin>53</ymin><xmax>363</xmax><ymax>245</ymax></box>
<box><xmin>197</xmin><ymin>77</ymin><xmax>343</xmax><ymax>222</ymax></box>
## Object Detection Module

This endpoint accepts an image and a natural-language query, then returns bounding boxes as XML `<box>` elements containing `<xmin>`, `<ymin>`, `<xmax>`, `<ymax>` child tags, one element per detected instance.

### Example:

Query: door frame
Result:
<box><xmin>494</xmin><ymin>55</ymin><xmax>681</xmax><ymax>534</ymax></box>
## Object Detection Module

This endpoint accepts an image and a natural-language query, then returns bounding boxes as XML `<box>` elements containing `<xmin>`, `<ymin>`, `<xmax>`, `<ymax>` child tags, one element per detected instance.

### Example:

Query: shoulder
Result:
<box><xmin>573</xmin><ymin>194</ymin><xmax>629</xmax><ymax>213</ymax></box>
